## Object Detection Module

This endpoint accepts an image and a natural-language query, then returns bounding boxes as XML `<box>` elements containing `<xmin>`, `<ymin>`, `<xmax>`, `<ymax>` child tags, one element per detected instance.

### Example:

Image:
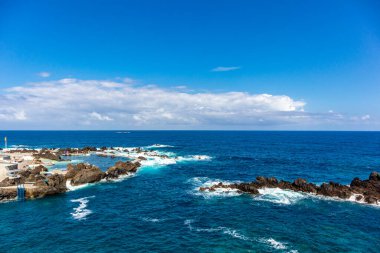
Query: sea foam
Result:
<box><xmin>66</xmin><ymin>180</ymin><xmax>90</xmax><ymax>191</ymax></box>
<box><xmin>184</xmin><ymin>220</ymin><xmax>250</xmax><ymax>241</ymax></box>
<box><xmin>255</xmin><ymin>188</ymin><xmax>306</xmax><ymax>205</ymax></box>
<box><xmin>185</xmin><ymin>219</ymin><xmax>298</xmax><ymax>251</ymax></box>
<box><xmin>70</xmin><ymin>196</ymin><xmax>95</xmax><ymax>220</ymax></box>
<box><xmin>142</xmin><ymin>217</ymin><xmax>165</xmax><ymax>223</ymax></box>
<box><xmin>145</xmin><ymin>144</ymin><xmax>174</xmax><ymax>148</ymax></box>
<box><xmin>263</xmin><ymin>238</ymin><xmax>287</xmax><ymax>250</ymax></box>
<box><xmin>188</xmin><ymin>177</ymin><xmax>242</xmax><ymax>198</ymax></box>
<box><xmin>96</xmin><ymin>146</ymin><xmax>211</xmax><ymax>169</ymax></box>
<box><xmin>177</xmin><ymin>155</ymin><xmax>212</xmax><ymax>162</ymax></box>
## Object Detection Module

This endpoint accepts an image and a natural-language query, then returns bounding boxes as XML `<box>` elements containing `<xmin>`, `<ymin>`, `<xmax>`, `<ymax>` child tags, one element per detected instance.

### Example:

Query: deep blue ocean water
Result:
<box><xmin>0</xmin><ymin>131</ymin><xmax>380</xmax><ymax>252</ymax></box>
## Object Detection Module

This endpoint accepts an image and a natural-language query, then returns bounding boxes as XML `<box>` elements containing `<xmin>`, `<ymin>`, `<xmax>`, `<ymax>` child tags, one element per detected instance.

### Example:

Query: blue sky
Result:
<box><xmin>0</xmin><ymin>0</ymin><xmax>379</xmax><ymax>130</ymax></box>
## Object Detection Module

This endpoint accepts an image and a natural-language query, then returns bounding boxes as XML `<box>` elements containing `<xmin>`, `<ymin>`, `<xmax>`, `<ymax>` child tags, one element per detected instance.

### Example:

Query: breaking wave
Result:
<box><xmin>254</xmin><ymin>188</ymin><xmax>306</xmax><ymax>205</ymax></box>
<box><xmin>188</xmin><ymin>177</ymin><xmax>242</xmax><ymax>198</ymax></box>
<box><xmin>66</xmin><ymin>180</ymin><xmax>90</xmax><ymax>191</ymax></box>
<box><xmin>95</xmin><ymin>147</ymin><xmax>211</xmax><ymax>168</ymax></box>
<box><xmin>177</xmin><ymin>155</ymin><xmax>212</xmax><ymax>162</ymax></box>
<box><xmin>9</xmin><ymin>145</ymin><xmax>30</xmax><ymax>148</ymax></box>
<box><xmin>70</xmin><ymin>196</ymin><xmax>95</xmax><ymax>220</ymax></box>
<box><xmin>262</xmin><ymin>238</ymin><xmax>287</xmax><ymax>250</ymax></box>
<box><xmin>141</xmin><ymin>217</ymin><xmax>165</xmax><ymax>223</ymax></box>
<box><xmin>184</xmin><ymin>220</ymin><xmax>250</xmax><ymax>241</ymax></box>
<box><xmin>145</xmin><ymin>144</ymin><xmax>174</xmax><ymax>148</ymax></box>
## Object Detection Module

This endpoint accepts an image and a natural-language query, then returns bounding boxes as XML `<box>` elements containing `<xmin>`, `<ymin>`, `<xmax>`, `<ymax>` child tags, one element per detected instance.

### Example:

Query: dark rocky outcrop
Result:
<box><xmin>105</xmin><ymin>161</ymin><xmax>141</xmax><ymax>179</ymax></box>
<box><xmin>0</xmin><ymin>169</ymin><xmax>67</xmax><ymax>200</ymax></box>
<box><xmin>34</xmin><ymin>150</ymin><xmax>62</xmax><ymax>161</ymax></box>
<box><xmin>65</xmin><ymin>163</ymin><xmax>105</xmax><ymax>186</ymax></box>
<box><xmin>0</xmin><ymin>188</ymin><xmax>17</xmax><ymax>201</ymax></box>
<box><xmin>26</xmin><ymin>174</ymin><xmax>67</xmax><ymax>199</ymax></box>
<box><xmin>0</xmin><ymin>177</ymin><xmax>18</xmax><ymax>187</ymax></box>
<box><xmin>58</xmin><ymin>147</ymin><xmax>98</xmax><ymax>156</ymax></box>
<box><xmin>199</xmin><ymin>172</ymin><xmax>380</xmax><ymax>205</ymax></box>
<box><xmin>7</xmin><ymin>149</ymin><xmax>38</xmax><ymax>154</ymax></box>
<box><xmin>31</xmin><ymin>165</ymin><xmax>48</xmax><ymax>175</ymax></box>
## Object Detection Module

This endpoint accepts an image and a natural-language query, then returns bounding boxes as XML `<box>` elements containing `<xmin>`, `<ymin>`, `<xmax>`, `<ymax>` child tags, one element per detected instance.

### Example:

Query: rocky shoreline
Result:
<box><xmin>0</xmin><ymin>160</ymin><xmax>141</xmax><ymax>202</ymax></box>
<box><xmin>0</xmin><ymin>145</ymin><xmax>208</xmax><ymax>202</ymax></box>
<box><xmin>199</xmin><ymin>172</ymin><xmax>380</xmax><ymax>205</ymax></box>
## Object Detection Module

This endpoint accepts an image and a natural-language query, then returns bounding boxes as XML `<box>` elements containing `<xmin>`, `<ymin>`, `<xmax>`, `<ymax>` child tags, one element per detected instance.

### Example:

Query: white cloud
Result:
<box><xmin>0</xmin><ymin>108</ymin><xmax>27</xmax><ymax>121</ymax></box>
<box><xmin>37</xmin><ymin>72</ymin><xmax>51</xmax><ymax>78</ymax></box>
<box><xmin>0</xmin><ymin>78</ymin><xmax>374</xmax><ymax>130</ymax></box>
<box><xmin>89</xmin><ymin>112</ymin><xmax>113</xmax><ymax>121</ymax></box>
<box><xmin>122</xmin><ymin>77</ymin><xmax>135</xmax><ymax>84</ymax></box>
<box><xmin>0</xmin><ymin>78</ymin><xmax>308</xmax><ymax>129</ymax></box>
<box><xmin>211</xmin><ymin>66</ymin><xmax>240</xmax><ymax>72</ymax></box>
<box><xmin>361</xmin><ymin>114</ymin><xmax>370</xmax><ymax>120</ymax></box>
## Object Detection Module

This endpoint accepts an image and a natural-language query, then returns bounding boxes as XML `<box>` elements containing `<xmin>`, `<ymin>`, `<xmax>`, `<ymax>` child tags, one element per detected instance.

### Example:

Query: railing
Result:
<box><xmin>17</xmin><ymin>184</ymin><xmax>25</xmax><ymax>201</ymax></box>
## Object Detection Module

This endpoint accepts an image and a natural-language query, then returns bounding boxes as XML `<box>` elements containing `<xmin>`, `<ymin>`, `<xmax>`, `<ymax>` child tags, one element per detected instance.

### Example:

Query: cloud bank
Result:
<box><xmin>211</xmin><ymin>66</ymin><xmax>240</xmax><ymax>72</ymax></box>
<box><xmin>0</xmin><ymin>78</ymin><xmax>373</xmax><ymax>130</ymax></box>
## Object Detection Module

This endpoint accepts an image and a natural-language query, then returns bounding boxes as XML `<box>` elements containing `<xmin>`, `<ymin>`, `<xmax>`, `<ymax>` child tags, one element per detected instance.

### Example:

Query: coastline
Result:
<box><xmin>0</xmin><ymin>145</ymin><xmax>210</xmax><ymax>202</ymax></box>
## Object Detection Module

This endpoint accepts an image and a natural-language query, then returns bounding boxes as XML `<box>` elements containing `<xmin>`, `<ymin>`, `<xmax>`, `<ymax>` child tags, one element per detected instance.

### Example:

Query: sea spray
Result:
<box><xmin>70</xmin><ymin>196</ymin><xmax>95</xmax><ymax>220</ymax></box>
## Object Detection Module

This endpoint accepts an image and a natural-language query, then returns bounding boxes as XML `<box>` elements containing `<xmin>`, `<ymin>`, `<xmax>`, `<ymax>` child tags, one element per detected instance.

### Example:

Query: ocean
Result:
<box><xmin>0</xmin><ymin>131</ymin><xmax>379</xmax><ymax>252</ymax></box>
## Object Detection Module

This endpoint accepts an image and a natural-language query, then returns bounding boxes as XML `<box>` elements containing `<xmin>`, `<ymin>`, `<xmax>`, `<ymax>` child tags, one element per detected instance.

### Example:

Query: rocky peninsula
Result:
<box><xmin>199</xmin><ymin>172</ymin><xmax>380</xmax><ymax>205</ymax></box>
<box><xmin>0</xmin><ymin>160</ymin><xmax>141</xmax><ymax>201</ymax></box>
<box><xmin>0</xmin><ymin>147</ymin><xmax>144</xmax><ymax>202</ymax></box>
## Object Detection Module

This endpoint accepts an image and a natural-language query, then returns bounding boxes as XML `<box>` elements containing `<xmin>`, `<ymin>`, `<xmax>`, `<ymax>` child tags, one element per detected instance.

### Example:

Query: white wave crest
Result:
<box><xmin>142</xmin><ymin>217</ymin><xmax>165</xmax><ymax>223</ymax></box>
<box><xmin>177</xmin><ymin>155</ymin><xmax>212</xmax><ymax>162</ymax></box>
<box><xmin>184</xmin><ymin>220</ymin><xmax>250</xmax><ymax>241</ymax></box>
<box><xmin>260</xmin><ymin>238</ymin><xmax>288</xmax><ymax>250</ymax></box>
<box><xmin>106</xmin><ymin>173</ymin><xmax>135</xmax><ymax>182</ymax></box>
<box><xmin>222</xmin><ymin>228</ymin><xmax>251</xmax><ymax>241</ymax></box>
<box><xmin>140</xmin><ymin>157</ymin><xmax>177</xmax><ymax>167</ymax></box>
<box><xmin>145</xmin><ymin>144</ymin><xmax>174</xmax><ymax>148</ymax></box>
<box><xmin>9</xmin><ymin>145</ymin><xmax>29</xmax><ymax>148</ymax></box>
<box><xmin>70</xmin><ymin>196</ymin><xmax>94</xmax><ymax>220</ymax></box>
<box><xmin>184</xmin><ymin>219</ymin><xmax>194</xmax><ymax>230</ymax></box>
<box><xmin>66</xmin><ymin>180</ymin><xmax>90</xmax><ymax>191</ymax></box>
<box><xmin>311</xmin><ymin>192</ymin><xmax>380</xmax><ymax>208</ymax></box>
<box><xmin>255</xmin><ymin>188</ymin><xmax>305</xmax><ymax>205</ymax></box>
<box><xmin>95</xmin><ymin>147</ymin><xmax>210</xmax><ymax>169</ymax></box>
<box><xmin>188</xmin><ymin>177</ymin><xmax>242</xmax><ymax>198</ymax></box>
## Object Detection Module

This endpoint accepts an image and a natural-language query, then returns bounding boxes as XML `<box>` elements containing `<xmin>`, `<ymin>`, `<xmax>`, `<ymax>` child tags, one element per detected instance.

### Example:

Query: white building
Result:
<box><xmin>0</xmin><ymin>160</ymin><xmax>19</xmax><ymax>181</ymax></box>
<box><xmin>0</xmin><ymin>154</ymin><xmax>11</xmax><ymax>161</ymax></box>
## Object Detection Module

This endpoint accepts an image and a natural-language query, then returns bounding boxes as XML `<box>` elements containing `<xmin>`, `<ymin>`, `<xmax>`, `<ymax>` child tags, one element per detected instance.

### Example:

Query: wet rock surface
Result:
<box><xmin>0</xmin><ymin>188</ymin><xmax>17</xmax><ymax>201</ymax></box>
<box><xmin>0</xmin><ymin>158</ymin><xmax>142</xmax><ymax>202</ymax></box>
<box><xmin>59</xmin><ymin>146</ymin><xmax>97</xmax><ymax>155</ymax></box>
<box><xmin>65</xmin><ymin>163</ymin><xmax>105</xmax><ymax>186</ymax></box>
<box><xmin>33</xmin><ymin>150</ymin><xmax>62</xmax><ymax>161</ymax></box>
<box><xmin>105</xmin><ymin>161</ymin><xmax>141</xmax><ymax>179</ymax></box>
<box><xmin>199</xmin><ymin>171</ymin><xmax>380</xmax><ymax>205</ymax></box>
<box><xmin>27</xmin><ymin>174</ymin><xmax>67</xmax><ymax>199</ymax></box>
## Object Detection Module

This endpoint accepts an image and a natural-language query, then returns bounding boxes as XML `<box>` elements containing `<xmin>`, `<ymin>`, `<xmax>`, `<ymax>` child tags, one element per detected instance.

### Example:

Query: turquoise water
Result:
<box><xmin>0</xmin><ymin>131</ymin><xmax>380</xmax><ymax>252</ymax></box>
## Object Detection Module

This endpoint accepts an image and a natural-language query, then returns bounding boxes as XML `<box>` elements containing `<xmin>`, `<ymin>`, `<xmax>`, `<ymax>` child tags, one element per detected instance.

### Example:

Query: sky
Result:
<box><xmin>0</xmin><ymin>0</ymin><xmax>379</xmax><ymax>130</ymax></box>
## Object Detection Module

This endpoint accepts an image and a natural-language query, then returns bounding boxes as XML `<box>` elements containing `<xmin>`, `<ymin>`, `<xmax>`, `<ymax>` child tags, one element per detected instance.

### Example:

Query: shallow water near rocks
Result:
<box><xmin>1</xmin><ymin>131</ymin><xmax>380</xmax><ymax>252</ymax></box>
